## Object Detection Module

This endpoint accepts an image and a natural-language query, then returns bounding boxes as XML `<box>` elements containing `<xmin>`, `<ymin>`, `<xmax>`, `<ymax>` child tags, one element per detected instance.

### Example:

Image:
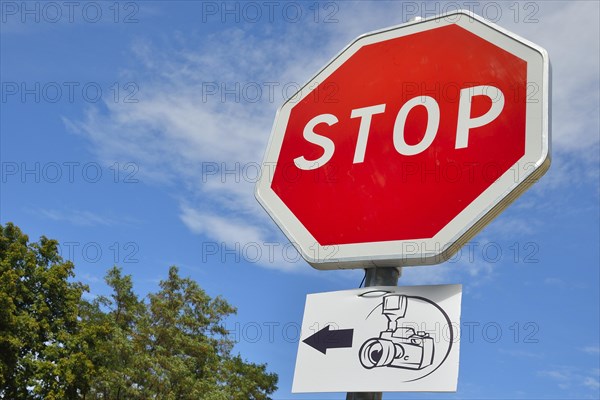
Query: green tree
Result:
<box><xmin>0</xmin><ymin>223</ymin><xmax>278</xmax><ymax>399</ymax></box>
<box><xmin>0</xmin><ymin>223</ymin><xmax>92</xmax><ymax>399</ymax></box>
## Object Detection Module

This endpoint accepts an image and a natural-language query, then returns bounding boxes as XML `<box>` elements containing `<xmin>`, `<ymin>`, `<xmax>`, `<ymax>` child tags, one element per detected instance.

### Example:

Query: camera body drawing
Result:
<box><xmin>359</xmin><ymin>295</ymin><xmax>435</xmax><ymax>370</ymax></box>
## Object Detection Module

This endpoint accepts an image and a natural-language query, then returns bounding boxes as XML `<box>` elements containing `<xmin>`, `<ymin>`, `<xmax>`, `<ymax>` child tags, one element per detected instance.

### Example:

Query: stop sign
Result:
<box><xmin>256</xmin><ymin>10</ymin><xmax>550</xmax><ymax>269</ymax></box>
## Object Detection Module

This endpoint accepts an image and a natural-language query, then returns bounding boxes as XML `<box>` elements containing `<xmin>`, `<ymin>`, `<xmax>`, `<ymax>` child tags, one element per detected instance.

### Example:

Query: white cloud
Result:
<box><xmin>581</xmin><ymin>346</ymin><xmax>600</xmax><ymax>355</ymax></box>
<box><xmin>499</xmin><ymin>348</ymin><xmax>543</xmax><ymax>359</ymax></box>
<box><xmin>526</xmin><ymin>2</ymin><xmax>600</xmax><ymax>156</ymax></box>
<box><xmin>32</xmin><ymin>208</ymin><xmax>122</xmax><ymax>227</ymax></box>
<box><xmin>401</xmin><ymin>264</ymin><xmax>453</xmax><ymax>286</ymax></box>
<box><xmin>179</xmin><ymin>203</ymin><xmax>305</xmax><ymax>272</ymax></box>
<box><xmin>584</xmin><ymin>377</ymin><xmax>600</xmax><ymax>390</ymax></box>
<box><xmin>400</xmin><ymin>254</ymin><xmax>495</xmax><ymax>286</ymax></box>
<box><xmin>539</xmin><ymin>369</ymin><xmax>569</xmax><ymax>381</ymax></box>
<box><xmin>544</xmin><ymin>277</ymin><xmax>565</xmax><ymax>286</ymax></box>
<box><xmin>484</xmin><ymin>217</ymin><xmax>538</xmax><ymax>236</ymax></box>
<box><xmin>81</xmin><ymin>273</ymin><xmax>101</xmax><ymax>283</ymax></box>
<box><xmin>539</xmin><ymin>366</ymin><xmax>600</xmax><ymax>393</ymax></box>
<box><xmin>179</xmin><ymin>204</ymin><xmax>265</xmax><ymax>245</ymax></box>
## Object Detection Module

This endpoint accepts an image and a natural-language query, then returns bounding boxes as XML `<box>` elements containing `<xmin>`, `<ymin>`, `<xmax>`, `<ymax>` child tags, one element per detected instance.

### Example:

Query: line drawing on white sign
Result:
<box><xmin>358</xmin><ymin>292</ymin><xmax>454</xmax><ymax>382</ymax></box>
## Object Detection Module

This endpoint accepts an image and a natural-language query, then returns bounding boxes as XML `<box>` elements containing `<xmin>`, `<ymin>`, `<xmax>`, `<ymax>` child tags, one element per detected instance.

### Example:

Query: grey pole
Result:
<box><xmin>346</xmin><ymin>266</ymin><xmax>401</xmax><ymax>400</ymax></box>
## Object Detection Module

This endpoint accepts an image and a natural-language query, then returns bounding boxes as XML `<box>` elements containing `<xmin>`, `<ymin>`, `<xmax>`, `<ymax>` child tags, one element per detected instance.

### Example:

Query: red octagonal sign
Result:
<box><xmin>256</xmin><ymin>11</ymin><xmax>550</xmax><ymax>270</ymax></box>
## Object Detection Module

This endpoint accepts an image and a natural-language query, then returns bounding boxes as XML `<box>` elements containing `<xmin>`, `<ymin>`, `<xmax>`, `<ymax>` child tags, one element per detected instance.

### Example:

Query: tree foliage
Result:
<box><xmin>0</xmin><ymin>223</ymin><xmax>278</xmax><ymax>399</ymax></box>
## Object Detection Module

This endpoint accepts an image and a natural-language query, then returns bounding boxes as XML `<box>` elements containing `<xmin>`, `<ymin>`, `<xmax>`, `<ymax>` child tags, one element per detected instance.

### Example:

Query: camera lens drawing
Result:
<box><xmin>359</xmin><ymin>293</ymin><xmax>454</xmax><ymax>381</ymax></box>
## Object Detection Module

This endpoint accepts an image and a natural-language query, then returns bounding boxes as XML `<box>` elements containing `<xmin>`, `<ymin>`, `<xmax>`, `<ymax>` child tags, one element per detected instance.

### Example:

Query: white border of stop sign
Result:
<box><xmin>256</xmin><ymin>10</ymin><xmax>550</xmax><ymax>270</ymax></box>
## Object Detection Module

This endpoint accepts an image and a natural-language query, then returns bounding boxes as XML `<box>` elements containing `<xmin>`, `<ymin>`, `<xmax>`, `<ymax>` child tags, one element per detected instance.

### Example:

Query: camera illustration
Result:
<box><xmin>359</xmin><ymin>295</ymin><xmax>434</xmax><ymax>370</ymax></box>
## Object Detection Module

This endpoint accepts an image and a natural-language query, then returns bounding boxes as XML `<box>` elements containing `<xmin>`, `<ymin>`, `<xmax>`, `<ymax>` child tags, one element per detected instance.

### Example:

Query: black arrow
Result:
<box><xmin>302</xmin><ymin>325</ymin><xmax>354</xmax><ymax>354</ymax></box>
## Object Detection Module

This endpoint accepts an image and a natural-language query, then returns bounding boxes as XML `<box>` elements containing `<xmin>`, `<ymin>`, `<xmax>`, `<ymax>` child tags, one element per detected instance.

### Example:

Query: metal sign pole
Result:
<box><xmin>346</xmin><ymin>266</ymin><xmax>401</xmax><ymax>400</ymax></box>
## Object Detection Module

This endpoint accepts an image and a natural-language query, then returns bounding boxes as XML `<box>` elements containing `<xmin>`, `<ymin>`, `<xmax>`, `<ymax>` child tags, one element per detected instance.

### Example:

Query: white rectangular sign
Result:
<box><xmin>292</xmin><ymin>284</ymin><xmax>462</xmax><ymax>393</ymax></box>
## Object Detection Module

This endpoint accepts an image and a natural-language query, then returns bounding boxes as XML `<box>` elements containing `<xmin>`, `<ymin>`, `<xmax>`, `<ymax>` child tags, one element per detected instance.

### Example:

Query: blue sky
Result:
<box><xmin>1</xmin><ymin>1</ymin><xmax>599</xmax><ymax>399</ymax></box>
